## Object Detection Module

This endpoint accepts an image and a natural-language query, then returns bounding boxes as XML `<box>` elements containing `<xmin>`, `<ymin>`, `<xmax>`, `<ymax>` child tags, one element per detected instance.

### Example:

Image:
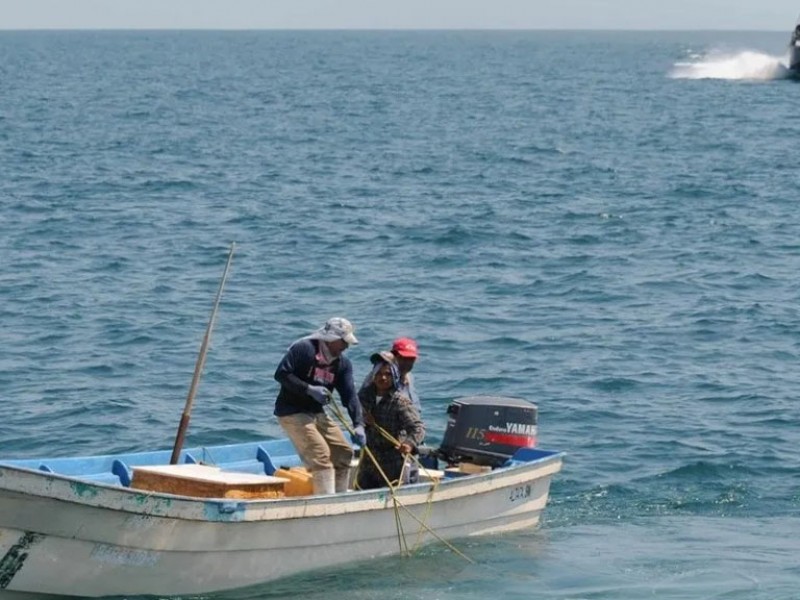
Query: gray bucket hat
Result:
<box><xmin>309</xmin><ymin>317</ymin><xmax>358</xmax><ymax>345</ymax></box>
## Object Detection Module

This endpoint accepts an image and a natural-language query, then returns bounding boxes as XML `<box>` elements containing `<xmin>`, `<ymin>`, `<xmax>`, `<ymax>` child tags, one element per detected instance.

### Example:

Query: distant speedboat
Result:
<box><xmin>789</xmin><ymin>18</ymin><xmax>800</xmax><ymax>72</ymax></box>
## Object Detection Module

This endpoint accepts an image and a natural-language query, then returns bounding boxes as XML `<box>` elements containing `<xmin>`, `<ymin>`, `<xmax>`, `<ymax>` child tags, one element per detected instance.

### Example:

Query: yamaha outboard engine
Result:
<box><xmin>438</xmin><ymin>396</ymin><xmax>538</xmax><ymax>468</ymax></box>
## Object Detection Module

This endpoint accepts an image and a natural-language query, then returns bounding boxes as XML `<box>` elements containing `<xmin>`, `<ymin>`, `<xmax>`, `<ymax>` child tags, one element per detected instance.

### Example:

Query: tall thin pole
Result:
<box><xmin>170</xmin><ymin>243</ymin><xmax>235</xmax><ymax>464</ymax></box>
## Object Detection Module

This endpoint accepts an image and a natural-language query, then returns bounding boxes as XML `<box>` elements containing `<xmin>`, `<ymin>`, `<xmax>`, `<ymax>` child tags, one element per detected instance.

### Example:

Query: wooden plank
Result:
<box><xmin>131</xmin><ymin>464</ymin><xmax>287</xmax><ymax>499</ymax></box>
<box><xmin>417</xmin><ymin>468</ymin><xmax>445</xmax><ymax>481</ymax></box>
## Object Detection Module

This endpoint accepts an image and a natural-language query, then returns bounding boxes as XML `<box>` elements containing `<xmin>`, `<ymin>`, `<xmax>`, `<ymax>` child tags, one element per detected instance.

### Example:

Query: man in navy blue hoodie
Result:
<box><xmin>274</xmin><ymin>317</ymin><xmax>365</xmax><ymax>495</ymax></box>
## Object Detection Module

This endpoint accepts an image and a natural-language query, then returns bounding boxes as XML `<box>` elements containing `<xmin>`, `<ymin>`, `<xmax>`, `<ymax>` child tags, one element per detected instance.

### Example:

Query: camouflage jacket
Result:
<box><xmin>357</xmin><ymin>384</ymin><xmax>425</xmax><ymax>454</ymax></box>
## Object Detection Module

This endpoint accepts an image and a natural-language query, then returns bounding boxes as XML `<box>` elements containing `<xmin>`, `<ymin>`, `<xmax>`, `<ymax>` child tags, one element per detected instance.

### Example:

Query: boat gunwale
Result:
<box><xmin>0</xmin><ymin>450</ymin><xmax>564</xmax><ymax>521</ymax></box>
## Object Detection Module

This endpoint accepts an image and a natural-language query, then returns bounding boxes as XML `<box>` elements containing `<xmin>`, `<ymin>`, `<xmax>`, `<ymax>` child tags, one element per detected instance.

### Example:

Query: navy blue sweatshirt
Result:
<box><xmin>273</xmin><ymin>338</ymin><xmax>363</xmax><ymax>427</ymax></box>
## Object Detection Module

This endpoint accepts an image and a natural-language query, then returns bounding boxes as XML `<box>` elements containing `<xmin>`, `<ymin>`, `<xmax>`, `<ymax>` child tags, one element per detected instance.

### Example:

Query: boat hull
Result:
<box><xmin>789</xmin><ymin>22</ymin><xmax>800</xmax><ymax>72</ymax></box>
<box><xmin>0</xmin><ymin>452</ymin><xmax>562</xmax><ymax>598</ymax></box>
<box><xmin>791</xmin><ymin>45</ymin><xmax>800</xmax><ymax>72</ymax></box>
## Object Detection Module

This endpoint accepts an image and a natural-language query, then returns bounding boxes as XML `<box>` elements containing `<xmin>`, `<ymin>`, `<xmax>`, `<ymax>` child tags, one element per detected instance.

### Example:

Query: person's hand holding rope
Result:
<box><xmin>397</xmin><ymin>441</ymin><xmax>413</xmax><ymax>455</ymax></box>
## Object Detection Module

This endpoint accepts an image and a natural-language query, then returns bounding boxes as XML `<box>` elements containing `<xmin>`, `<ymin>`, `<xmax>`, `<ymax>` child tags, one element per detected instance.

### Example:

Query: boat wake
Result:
<box><xmin>670</xmin><ymin>49</ymin><xmax>792</xmax><ymax>80</ymax></box>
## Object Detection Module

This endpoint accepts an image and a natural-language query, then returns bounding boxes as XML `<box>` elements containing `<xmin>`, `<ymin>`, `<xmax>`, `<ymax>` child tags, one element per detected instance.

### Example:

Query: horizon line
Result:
<box><xmin>0</xmin><ymin>27</ymin><xmax>790</xmax><ymax>33</ymax></box>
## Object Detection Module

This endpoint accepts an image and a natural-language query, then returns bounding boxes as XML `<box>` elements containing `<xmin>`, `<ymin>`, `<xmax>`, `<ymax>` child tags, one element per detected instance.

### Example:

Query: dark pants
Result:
<box><xmin>356</xmin><ymin>450</ymin><xmax>418</xmax><ymax>490</ymax></box>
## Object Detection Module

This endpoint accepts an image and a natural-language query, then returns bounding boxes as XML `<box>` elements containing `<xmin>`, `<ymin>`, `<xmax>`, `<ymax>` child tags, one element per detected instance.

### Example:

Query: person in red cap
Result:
<box><xmin>391</xmin><ymin>337</ymin><xmax>420</xmax><ymax>411</ymax></box>
<box><xmin>360</xmin><ymin>337</ymin><xmax>421</xmax><ymax>414</ymax></box>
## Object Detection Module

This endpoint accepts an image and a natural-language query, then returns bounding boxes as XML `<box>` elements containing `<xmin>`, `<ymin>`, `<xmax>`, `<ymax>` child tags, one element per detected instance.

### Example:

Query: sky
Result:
<box><xmin>0</xmin><ymin>0</ymin><xmax>797</xmax><ymax>31</ymax></box>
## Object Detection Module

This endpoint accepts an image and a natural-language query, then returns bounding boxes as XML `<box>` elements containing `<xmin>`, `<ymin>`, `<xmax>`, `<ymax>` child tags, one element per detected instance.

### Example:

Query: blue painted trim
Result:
<box><xmin>509</xmin><ymin>448</ymin><xmax>560</xmax><ymax>462</ymax></box>
<box><xmin>0</xmin><ymin>439</ymin><xmax>563</xmax><ymax>491</ymax></box>
<box><xmin>443</xmin><ymin>469</ymin><xmax>470</xmax><ymax>478</ymax></box>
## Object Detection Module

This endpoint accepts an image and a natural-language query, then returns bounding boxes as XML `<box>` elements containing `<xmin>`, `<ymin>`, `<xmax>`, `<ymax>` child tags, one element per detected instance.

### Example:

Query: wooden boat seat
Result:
<box><xmin>130</xmin><ymin>464</ymin><xmax>288</xmax><ymax>499</ymax></box>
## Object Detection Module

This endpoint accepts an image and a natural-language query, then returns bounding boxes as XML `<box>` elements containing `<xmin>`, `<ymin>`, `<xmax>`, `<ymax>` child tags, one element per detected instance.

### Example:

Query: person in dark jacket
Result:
<box><xmin>356</xmin><ymin>354</ymin><xmax>425</xmax><ymax>490</ymax></box>
<box><xmin>274</xmin><ymin>317</ymin><xmax>365</xmax><ymax>495</ymax></box>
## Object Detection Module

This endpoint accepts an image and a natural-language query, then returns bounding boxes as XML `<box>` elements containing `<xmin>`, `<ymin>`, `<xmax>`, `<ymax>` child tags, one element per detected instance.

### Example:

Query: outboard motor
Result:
<box><xmin>437</xmin><ymin>396</ymin><xmax>538</xmax><ymax>468</ymax></box>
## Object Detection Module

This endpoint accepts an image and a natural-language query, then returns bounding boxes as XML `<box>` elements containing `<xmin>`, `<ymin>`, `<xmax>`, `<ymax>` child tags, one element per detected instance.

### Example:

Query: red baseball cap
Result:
<box><xmin>392</xmin><ymin>337</ymin><xmax>418</xmax><ymax>358</ymax></box>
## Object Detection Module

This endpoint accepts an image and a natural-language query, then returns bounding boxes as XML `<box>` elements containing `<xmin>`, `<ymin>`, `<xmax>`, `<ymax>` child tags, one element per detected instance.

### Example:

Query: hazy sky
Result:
<box><xmin>1</xmin><ymin>0</ymin><xmax>797</xmax><ymax>31</ymax></box>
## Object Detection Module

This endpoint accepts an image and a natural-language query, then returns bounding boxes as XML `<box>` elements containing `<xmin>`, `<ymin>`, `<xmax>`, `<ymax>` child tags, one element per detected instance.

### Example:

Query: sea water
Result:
<box><xmin>1</xmin><ymin>30</ymin><xmax>799</xmax><ymax>599</ymax></box>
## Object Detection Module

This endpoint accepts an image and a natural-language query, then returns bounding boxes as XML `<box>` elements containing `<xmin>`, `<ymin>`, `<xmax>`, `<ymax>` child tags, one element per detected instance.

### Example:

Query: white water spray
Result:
<box><xmin>670</xmin><ymin>49</ymin><xmax>791</xmax><ymax>80</ymax></box>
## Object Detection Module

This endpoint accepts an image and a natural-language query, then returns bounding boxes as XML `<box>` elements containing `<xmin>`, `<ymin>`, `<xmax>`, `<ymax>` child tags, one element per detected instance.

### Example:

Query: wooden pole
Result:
<box><xmin>170</xmin><ymin>243</ymin><xmax>235</xmax><ymax>464</ymax></box>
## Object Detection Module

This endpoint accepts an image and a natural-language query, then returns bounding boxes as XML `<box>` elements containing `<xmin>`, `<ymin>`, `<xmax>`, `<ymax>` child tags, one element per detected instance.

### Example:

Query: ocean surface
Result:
<box><xmin>1</xmin><ymin>29</ymin><xmax>799</xmax><ymax>599</ymax></box>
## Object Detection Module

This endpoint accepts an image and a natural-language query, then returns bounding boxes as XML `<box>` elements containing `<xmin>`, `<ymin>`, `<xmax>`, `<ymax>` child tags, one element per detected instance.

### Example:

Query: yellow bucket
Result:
<box><xmin>274</xmin><ymin>467</ymin><xmax>314</xmax><ymax>497</ymax></box>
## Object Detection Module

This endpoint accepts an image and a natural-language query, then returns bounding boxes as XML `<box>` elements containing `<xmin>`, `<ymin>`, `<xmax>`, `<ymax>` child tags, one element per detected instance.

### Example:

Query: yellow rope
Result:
<box><xmin>366</xmin><ymin>424</ymin><xmax>474</xmax><ymax>561</ymax></box>
<box><xmin>411</xmin><ymin>473</ymin><xmax>439</xmax><ymax>553</ymax></box>
<box><xmin>326</xmin><ymin>396</ymin><xmax>474</xmax><ymax>564</ymax></box>
<box><xmin>327</xmin><ymin>400</ymin><xmax>408</xmax><ymax>555</ymax></box>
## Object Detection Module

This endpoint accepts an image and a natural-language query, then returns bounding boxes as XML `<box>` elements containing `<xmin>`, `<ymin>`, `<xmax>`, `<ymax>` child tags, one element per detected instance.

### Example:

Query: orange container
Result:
<box><xmin>274</xmin><ymin>467</ymin><xmax>314</xmax><ymax>497</ymax></box>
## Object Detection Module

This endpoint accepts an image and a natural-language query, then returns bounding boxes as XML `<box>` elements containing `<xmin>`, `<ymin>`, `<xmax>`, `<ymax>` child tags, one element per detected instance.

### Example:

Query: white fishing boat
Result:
<box><xmin>0</xmin><ymin>396</ymin><xmax>563</xmax><ymax>599</ymax></box>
